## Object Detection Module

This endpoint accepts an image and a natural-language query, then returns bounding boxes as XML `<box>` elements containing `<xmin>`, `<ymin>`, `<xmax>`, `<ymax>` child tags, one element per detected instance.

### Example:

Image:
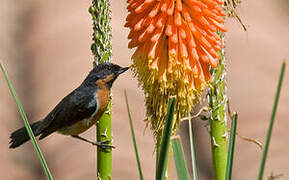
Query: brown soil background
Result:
<box><xmin>0</xmin><ymin>0</ymin><xmax>288</xmax><ymax>179</ymax></box>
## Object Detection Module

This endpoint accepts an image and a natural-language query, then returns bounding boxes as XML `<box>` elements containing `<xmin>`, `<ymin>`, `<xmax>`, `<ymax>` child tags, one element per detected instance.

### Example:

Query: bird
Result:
<box><xmin>9</xmin><ymin>62</ymin><xmax>129</xmax><ymax>149</ymax></box>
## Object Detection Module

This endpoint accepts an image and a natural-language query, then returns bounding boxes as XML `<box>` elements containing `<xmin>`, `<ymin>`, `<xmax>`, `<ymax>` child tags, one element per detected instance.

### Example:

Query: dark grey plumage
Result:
<box><xmin>9</xmin><ymin>62</ymin><xmax>129</xmax><ymax>148</ymax></box>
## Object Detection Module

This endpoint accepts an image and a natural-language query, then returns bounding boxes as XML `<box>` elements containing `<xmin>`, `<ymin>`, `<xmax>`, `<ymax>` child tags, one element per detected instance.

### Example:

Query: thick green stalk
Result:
<box><xmin>97</xmin><ymin>102</ymin><xmax>112</xmax><ymax>180</ymax></box>
<box><xmin>89</xmin><ymin>1</ymin><xmax>112</xmax><ymax>179</ymax></box>
<box><xmin>208</xmin><ymin>32</ymin><xmax>228</xmax><ymax>180</ymax></box>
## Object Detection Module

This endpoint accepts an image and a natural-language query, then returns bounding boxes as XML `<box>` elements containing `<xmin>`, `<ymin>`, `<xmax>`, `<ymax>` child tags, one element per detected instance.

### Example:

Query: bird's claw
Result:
<box><xmin>93</xmin><ymin>140</ymin><xmax>115</xmax><ymax>149</ymax></box>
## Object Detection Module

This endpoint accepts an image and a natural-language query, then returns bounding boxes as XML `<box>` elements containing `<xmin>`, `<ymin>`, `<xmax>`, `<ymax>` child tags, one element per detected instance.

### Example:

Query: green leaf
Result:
<box><xmin>188</xmin><ymin>119</ymin><xmax>198</xmax><ymax>180</ymax></box>
<box><xmin>0</xmin><ymin>63</ymin><xmax>53</xmax><ymax>180</ymax></box>
<box><xmin>258</xmin><ymin>61</ymin><xmax>286</xmax><ymax>180</ymax></box>
<box><xmin>172</xmin><ymin>138</ymin><xmax>190</xmax><ymax>180</ymax></box>
<box><xmin>155</xmin><ymin>97</ymin><xmax>175</xmax><ymax>180</ymax></box>
<box><xmin>124</xmin><ymin>90</ymin><xmax>144</xmax><ymax>180</ymax></box>
<box><xmin>226</xmin><ymin>113</ymin><xmax>238</xmax><ymax>180</ymax></box>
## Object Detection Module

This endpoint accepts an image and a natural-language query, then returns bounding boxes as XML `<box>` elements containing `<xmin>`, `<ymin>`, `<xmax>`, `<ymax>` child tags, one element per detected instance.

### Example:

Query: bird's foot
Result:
<box><xmin>92</xmin><ymin>140</ymin><xmax>115</xmax><ymax>149</ymax></box>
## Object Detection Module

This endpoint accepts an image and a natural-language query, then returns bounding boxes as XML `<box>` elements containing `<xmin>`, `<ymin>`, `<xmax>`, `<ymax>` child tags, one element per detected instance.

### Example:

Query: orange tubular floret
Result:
<box><xmin>181</xmin><ymin>6</ymin><xmax>192</xmax><ymax>22</ymax></box>
<box><xmin>201</xmin><ymin>46</ymin><xmax>219</xmax><ymax>68</ymax></box>
<box><xmin>202</xmin><ymin>9</ymin><xmax>224</xmax><ymax>23</ymax></box>
<box><xmin>146</xmin><ymin>22</ymin><xmax>156</xmax><ymax>34</ymax></box>
<box><xmin>151</xmin><ymin>25</ymin><xmax>165</xmax><ymax>42</ymax></box>
<box><xmin>207</xmin><ymin>29</ymin><xmax>221</xmax><ymax>42</ymax></box>
<box><xmin>148</xmin><ymin>2</ymin><xmax>161</xmax><ymax>18</ymax></box>
<box><xmin>196</xmin><ymin>46</ymin><xmax>209</xmax><ymax>62</ymax></box>
<box><xmin>126</xmin><ymin>10</ymin><xmax>150</xmax><ymax>28</ymax></box>
<box><xmin>188</xmin><ymin>49</ymin><xmax>198</xmax><ymax>69</ymax></box>
<box><xmin>208</xmin><ymin>18</ymin><xmax>227</xmax><ymax>32</ymax></box>
<box><xmin>167</xmin><ymin>0</ymin><xmax>176</xmax><ymax>15</ymax></box>
<box><xmin>184</xmin><ymin>0</ymin><xmax>207</xmax><ymax>9</ymax></box>
<box><xmin>176</xmin><ymin>0</ymin><xmax>183</xmax><ymax>11</ymax></box>
<box><xmin>179</xmin><ymin>25</ymin><xmax>186</xmax><ymax>39</ymax></box>
<box><xmin>215</xmin><ymin>0</ymin><xmax>224</xmax><ymax>5</ymax></box>
<box><xmin>202</xmin><ymin>0</ymin><xmax>218</xmax><ymax>8</ymax></box>
<box><xmin>138</xmin><ymin>29</ymin><xmax>150</xmax><ymax>42</ymax></box>
<box><xmin>127</xmin><ymin>0</ymin><xmax>144</xmax><ymax>11</ymax></box>
<box><xmin>135</xmin><ymin>0</ymin><xmax>152</xmax><ymax>13</ymax></box>
<box><xmin>148</xmin><ymin>40</ymin><xmax>158</xmax><ymax>60</ymax></box>
<box><xmin>187</xmin><ymin>22</ymin><xmax>202</xmax><ymax>42</ymax></box>
<box><xmin>165</xmin><ymin>15</ymin><xmax>174</xmax><ymax>36</ymax></box>
<box><xmin>161</xmin><ymin>0</ymin><xmax>169</xmax><ymax>12</ymax></box>
<box><xmin>214</xmin><ymin>44</ymin><xmax>221</xmax><ymax>51</ymax></box>
<box><xmin>199</xmin><ymin>16</ymin><xmax>217</xmax><ymax>32</ymax></box>
<box><xmin>156</xmin><ymin>12</ymin><xmax>167</xmax><ymax>28</ymax></box>
<box><xmin>170</xmin><ymin>23</ymin><xmax>178</xmax><ymax>43</ymax></box>
<box><xmin>179</xmin><ymin>33</ymin><xmax>188</xmax><ymax>58</ymax></box>
<box><xmin>209</xmin><ymin>48</ymin><xmax>218</xmax><ymax>59</ymax></box>
<box><xmin>128</xmin><ymin>35</ymin><xmax>143</xmax><ymax>48</ymax></box>
<box><xmin>154</xmin><ymin>35</ymin><xmax>166</xmax><ymax>63</ymax></box>
<box><xmin>184</xmin><ymin>24</ymin><xmax>196</xmax><ymax>48</ymax></box>
<box><xmin>174</xmin><ymin>11</ymin><xmax>182</xmax><ymax>26</ymax></box>
<box><xmin>168</xmin><ymin>36</ymin><xmax>177</xmax><ymax>58</ymax></box>
<box><xmin>213</xmin><ymin>6</ymin><xmax>226</xmax><ymax>16</ymax></box>
<box><xmin>158</xmin><ymin>39</ymin><xmax>168</xmax><ymax>81</ymax></box>
<box><xmin>134</xmin><ymin>17</ymin><xmax>145</xmax><ymax>31</ymax></box>
<box><xmin>200</xmin><ymin>60</ymin><xmax>211</xmax><ymax>81</ymax></box>
<box><xmin>143</xmin><ymin>0</ymin><xmax>155</xmax><ymax>5</ymax></box>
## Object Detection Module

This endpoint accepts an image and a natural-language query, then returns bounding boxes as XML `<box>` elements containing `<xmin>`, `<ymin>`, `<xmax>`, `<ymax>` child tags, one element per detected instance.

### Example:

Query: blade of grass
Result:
<box><xmin>155</xmin><ymin>97</ymin><xmax>175</xmax><ymax>180</ymax></box>
<box><xmin>124</xmin><ymin>90</ymin><xmax>144</xmax><ymax>180</ymax></box>
<box><xmin>258</xmin><ymin>61</ymin><xmax>286</xmax><ymax>180</ymax></box>
<box><xmin>225</xmin><ymin>113</ymin><xmax>238</xmax><ymax>180</ymax></box>
<box><xmin>188</xmin><ymin>115</ymin><xmax>198</xmax><ymax>180</ymax></box>
<box><xmin>1</xmin><ymin>63</ymin><xmax>53</xmax><ymax>180</ymax></box>
<box><xmin>172</xmin><ymin>137</ymin><xmax>190</xmax><ymax>180</ymax></box>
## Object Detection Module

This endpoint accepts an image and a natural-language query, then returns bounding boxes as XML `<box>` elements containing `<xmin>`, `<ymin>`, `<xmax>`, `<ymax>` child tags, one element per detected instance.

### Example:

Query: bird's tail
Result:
<box><xmin>9</xmin><ymin>121</ymin><xmax>43</xmax><ymax>148</ymax></box>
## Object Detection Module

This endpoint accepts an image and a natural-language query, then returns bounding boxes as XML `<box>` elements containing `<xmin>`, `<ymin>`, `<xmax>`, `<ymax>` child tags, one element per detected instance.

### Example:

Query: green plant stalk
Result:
<box><xmin>188</xmin><ymin>118</ymin><xmax>198</xmax><ymax>180</ymax></box>
<box><xmin>258</xmin><ymin>62</ymin><xmax>286</xmax><ymax>180</ymax></box>
<box><xmin>226</xmin><ymin>114</ymin><xmax>238</xmax><ymax>180</ymax></box>
<box><xmin>155</xmin><ymin>98</ymin><xmax>175</xmax><ymax>180</ymax></box>
<box><xmin>89</xmin><ymin>0</ymin><xmax>112</xmax><ymax>179</ymax></box>
<box><xmin>1</xmin><ymin>63</ymin><xmax>53</xmax><ymax>180</ymax></box>
<box><xmin>124</xmin><ymin>90</ymin><xmax>144</xmax><ymax>180</ymax></box>
<box><xmin>97</xmin><ymin>101</ymin><xmax>112</xmax><ymax>180</ymax></box>
<box><xmin>208</xmin><ymin>32</ymin><xmax>228</xmax><ymax>180</ymax></box>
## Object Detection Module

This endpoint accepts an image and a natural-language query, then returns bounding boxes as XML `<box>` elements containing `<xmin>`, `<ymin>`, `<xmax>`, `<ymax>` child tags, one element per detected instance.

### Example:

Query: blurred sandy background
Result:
<box><xmin>0</xmin><ymin>0</ymin><xmax>288</xmax><ymax>179</ymax></box>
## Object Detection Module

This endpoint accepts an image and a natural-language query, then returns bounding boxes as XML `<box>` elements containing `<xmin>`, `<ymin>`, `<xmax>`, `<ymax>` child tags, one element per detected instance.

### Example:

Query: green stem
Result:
<box><xmin>226</xmin><ymin>114</ymin><xmax>238</xmax><ymax>180</ymax></box>
<box><xmin>188</xmin><ymin>118</ymin><xmax>198</xmax><ymax>180</ymax></box>
<box><xmin>1</xmin><ymin>63</ymin><xmax>53</xmax><ymax>180</ymax></box>
<box><xmin>124</xmin><ymin>90</ymin><xmax>144</xmax><ymax>180</ymax></box>
<box><xmin>97</xmin><ymin>102</ymin><xmax>112</xmax><ymax>180</ymax></box>
<box><xmin>208</xmin><ymin>32</ymin><xmax>228</xmax><ymax>180</ymax></box>
<box><xmin>89</xmin><ymin>0</ymin><xmax>112</xmax><ymax>179</ymax></box>
<box><xmin>258</xmin><ymin>62</ymin><xmax>286</xmax><ymax>180</ymax></box>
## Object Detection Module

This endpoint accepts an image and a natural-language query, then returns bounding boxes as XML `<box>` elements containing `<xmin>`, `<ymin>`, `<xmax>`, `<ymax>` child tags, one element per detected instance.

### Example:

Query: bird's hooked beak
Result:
<box><xmin>116</xmin><ymin>66</ymin><xmax>130</xmax><ymax>76</ymax></box>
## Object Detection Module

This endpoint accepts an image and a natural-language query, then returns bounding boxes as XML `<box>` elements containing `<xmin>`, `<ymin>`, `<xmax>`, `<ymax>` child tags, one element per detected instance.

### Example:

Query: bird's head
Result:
<box><xmin>83</xmin><ymin>62</ymin><xmax>130</xmax><ymax>89</ymax></box>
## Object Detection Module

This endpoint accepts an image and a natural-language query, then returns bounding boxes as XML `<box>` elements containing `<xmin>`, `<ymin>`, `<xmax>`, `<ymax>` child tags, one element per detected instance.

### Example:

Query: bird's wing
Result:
<box><xmin>38</xmin><ymin>87</ymin><xmax>97</xmax><ymax>139</ymax></box>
